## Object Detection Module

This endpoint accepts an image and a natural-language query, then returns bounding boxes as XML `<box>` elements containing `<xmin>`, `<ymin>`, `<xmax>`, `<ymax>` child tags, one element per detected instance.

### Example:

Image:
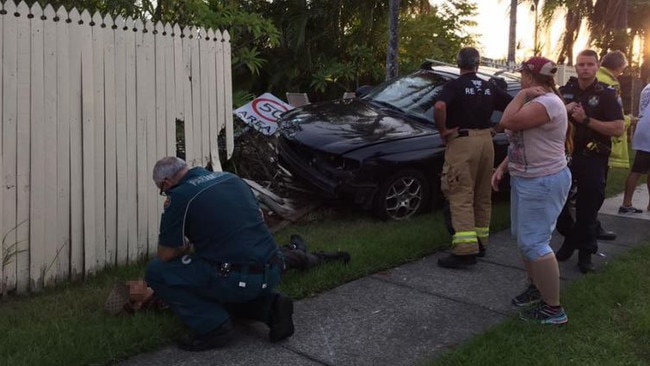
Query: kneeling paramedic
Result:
<box><xmin>145</xmin><ymin>157</ymin><xmax>294</xmax><ymax>351</ymax></box>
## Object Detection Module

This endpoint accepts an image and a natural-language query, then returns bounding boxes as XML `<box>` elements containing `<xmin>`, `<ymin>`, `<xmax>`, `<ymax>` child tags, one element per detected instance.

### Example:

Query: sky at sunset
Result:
<box><xmin>428</xmin><ymin>0</ymin><xmax>589</xmax><ymax>62</ymax></box>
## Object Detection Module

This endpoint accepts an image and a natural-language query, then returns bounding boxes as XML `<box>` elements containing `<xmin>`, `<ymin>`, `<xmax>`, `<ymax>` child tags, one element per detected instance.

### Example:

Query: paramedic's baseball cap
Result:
<box><xmin>516</xmin><ymin>56</ymin><xmax>557</xmax><ymax>76</ymax></box>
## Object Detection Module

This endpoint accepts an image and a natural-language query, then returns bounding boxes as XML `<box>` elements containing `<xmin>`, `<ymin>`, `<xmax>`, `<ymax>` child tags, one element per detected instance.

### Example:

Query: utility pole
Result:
<box><xmin>386</xmin><ymin>0</ymin><xmax>400</xmax><ymax>80</ymax></box>
<box><xmin>507</xmin><ymin>0</ymin><xmax>517</xmax><ymax>66</ymax></box>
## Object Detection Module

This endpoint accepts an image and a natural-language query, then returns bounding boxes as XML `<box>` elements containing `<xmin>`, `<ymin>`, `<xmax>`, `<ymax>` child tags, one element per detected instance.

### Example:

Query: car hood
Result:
<box><xmin>278</xmin><ymin>99</ymin><xmax>436</xmax><ymax>154</ymax></box>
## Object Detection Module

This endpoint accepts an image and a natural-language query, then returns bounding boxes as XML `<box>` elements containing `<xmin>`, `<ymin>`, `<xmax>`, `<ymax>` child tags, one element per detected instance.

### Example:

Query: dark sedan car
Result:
<box><xmin>277</xmin><ymin>62</ymin><xmax>521</xmax><ymax>220</ymax></box>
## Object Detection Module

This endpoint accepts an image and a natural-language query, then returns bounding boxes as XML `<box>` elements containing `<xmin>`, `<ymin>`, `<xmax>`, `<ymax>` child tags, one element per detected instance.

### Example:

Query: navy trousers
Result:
<box><xmin>145</xmin><ymin>255</ymin><xmax>281</xmax><ymax>334</ymax></box>
<box><xmin>558</xmin><ymin>154</ymin><xmax>608</xmax><ymax>254</ymax></box>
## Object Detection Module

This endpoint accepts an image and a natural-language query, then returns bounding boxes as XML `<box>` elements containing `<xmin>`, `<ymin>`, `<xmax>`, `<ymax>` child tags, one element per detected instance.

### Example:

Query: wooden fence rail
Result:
<box><xmin>0</xmin><ymin>0</ymin><xmax>234</xmax><ymax>294</ymax></box>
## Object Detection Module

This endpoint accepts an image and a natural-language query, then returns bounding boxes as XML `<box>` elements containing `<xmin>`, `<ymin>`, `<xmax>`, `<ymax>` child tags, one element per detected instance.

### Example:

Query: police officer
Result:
<box><xmin>434</xmin><ymin>47</ymin><xmax>512</xmax><ymax>268</ymax></box>
<box><xmin>145</xmin><ymin>157</ymin><xmax>294</xmax><ymax>351</ymax></box>
<box><xmin>555</xmin><ymin>50</ymin><xmax>625</xmax><ymax>273</ymax></box>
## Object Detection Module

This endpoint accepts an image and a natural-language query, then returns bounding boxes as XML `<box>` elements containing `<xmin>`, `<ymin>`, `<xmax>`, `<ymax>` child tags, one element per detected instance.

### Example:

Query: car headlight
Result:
<box><xmin>324</xmin><ymin>154</ymin><xmax>360</xmax><ymax>171</ymax></box>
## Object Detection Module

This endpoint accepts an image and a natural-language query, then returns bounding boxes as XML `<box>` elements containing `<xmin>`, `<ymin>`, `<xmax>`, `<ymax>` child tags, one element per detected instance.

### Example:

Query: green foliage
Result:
<box><xmin>29</xmin><ymin>0</ymin><xmax>279</xmax><ymax>100</ymax></box>
<box><xmin>308</xmin><ymin>60</ymin><xmax>356</xmax><ymax>94</ymax></box>
<box><xmin>399</xmin><ymin>1</ymin><xmax>478</xmax><ymax>74</ymax></box>
<box><xmin>232</xmin><ymin>89</ymin><xmax>256</xmax><ymax>109</ymax></box>
<box><xmin>233</xmin><ymin>46</ymin><xmax>267</xmax><ymax>76</ymax></box>
<box><xmin>30</xmin><ymin>0</ymin><xmax>477</xmax><ymax>102</ymax></box>
<box><xmin>150</xmin><ymin>0</ymin><xmax>281</xmax><ymax>94</ymax></box>
<box><xmin>247</xmin><ymin>0</ymin><xmax>478</xmax><ymax>100</ymax></box>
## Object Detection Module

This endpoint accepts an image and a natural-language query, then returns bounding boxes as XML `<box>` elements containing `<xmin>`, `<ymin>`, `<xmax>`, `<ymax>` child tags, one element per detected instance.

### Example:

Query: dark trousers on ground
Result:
<box><xmin>145</xmin><ymin>255</ymin><xmax>281</xmax><ymax>334</ymax></box>
<box><xmin>281</xmin><ymin>247</ymin><xmax>321</xmax><ymax>271</ymax></box>
<box><xmin>557</xmin><ymin>155</ymin><xmax>608</xmax><ymax>254</ymax></box>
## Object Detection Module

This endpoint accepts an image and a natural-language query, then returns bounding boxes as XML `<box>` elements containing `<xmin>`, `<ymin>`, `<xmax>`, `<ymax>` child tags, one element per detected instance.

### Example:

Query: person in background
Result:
<box><xmin>144</xmin><ymin>157</ymin><xmax>295</xmax><ymax>351</ymax></box>
<box><xmin>492</xmin><ymin>56</ymin><xmax>572</xmax><ymax>325</ymax></box>
<box><xmin>434</xmin><ymin>46</ymin><xmax>512</xmax><ymax>269</ymax></box>
<box><xmin>619</xmin><ymin>82</ymin><xmax>650</xmax><ymax>213</ymax></box>
<box><xmin>596</xmin><ymin>51</ymin><xmax>639</xmax><ymax>215</ymax></box>
<box><xmin>554</xmin><ymin>50</ymin><xmax>625</xmax><ymax>273</ymax></box>
<box><xmin>597</xmin><ymin>50</ymin><xmax>630</xmax><ymax>169</ymax></box>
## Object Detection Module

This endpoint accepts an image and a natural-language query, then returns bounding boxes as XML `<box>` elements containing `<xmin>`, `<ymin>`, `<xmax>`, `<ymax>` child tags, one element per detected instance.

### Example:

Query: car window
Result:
<box><xmin>363</xmin><ymin>70</ymin><xmax>450</xmax><ymax>123</ymax></box>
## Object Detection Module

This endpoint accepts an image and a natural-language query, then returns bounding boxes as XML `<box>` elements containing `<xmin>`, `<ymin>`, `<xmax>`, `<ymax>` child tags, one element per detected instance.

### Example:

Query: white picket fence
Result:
<box><xmin>0</xmin><ymin>1</ymin><xmax>234</xmax><ymax>294</ymax></box>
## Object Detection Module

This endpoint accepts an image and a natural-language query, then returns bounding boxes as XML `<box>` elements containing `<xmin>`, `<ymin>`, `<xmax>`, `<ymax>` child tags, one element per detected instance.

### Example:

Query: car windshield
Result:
<box><xmin>363</xmin><ymin>70</ymin><xmax>450</xmax><ymax>123</ymax></box>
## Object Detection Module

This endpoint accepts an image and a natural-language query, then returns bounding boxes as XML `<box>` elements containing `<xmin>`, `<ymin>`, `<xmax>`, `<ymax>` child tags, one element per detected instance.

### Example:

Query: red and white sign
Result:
<box><xmin>234</xmin><ymin>93</ymin><xmax>294</xmax><ymax>135</ymax></box>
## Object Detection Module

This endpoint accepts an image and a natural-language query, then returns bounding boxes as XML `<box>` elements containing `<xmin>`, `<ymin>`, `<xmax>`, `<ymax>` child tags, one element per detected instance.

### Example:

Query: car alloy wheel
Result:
<box><xmin>374</xmin><ymin>169</ymin><xmax>430</xmax><ymax>220</ymax></box>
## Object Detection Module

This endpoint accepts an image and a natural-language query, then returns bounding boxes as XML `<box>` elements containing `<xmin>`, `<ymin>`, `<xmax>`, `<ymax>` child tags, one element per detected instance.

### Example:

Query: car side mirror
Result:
<box><xmin>355</xmin><ymin>85</ymin><xmax>374</xmax><ymax>98</ymax></box>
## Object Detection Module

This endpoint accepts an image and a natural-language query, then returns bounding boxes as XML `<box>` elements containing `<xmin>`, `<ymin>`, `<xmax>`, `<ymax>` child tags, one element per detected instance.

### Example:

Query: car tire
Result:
<box><xmin>373</xmin><ymin>169</ymin><xmax>431</xmax><ymax>221</ymax></box>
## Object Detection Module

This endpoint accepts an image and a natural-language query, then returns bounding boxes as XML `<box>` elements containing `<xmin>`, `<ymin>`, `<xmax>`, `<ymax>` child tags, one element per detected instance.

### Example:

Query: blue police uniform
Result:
<box><xmin>558</xmin><ymin>77</ymin><xmax>624</xmax><ymax>255</ymax></box>
<box><xmin>145</xmin><ymin>168</ymin><xmax>283</xmax><ymax>335</ymax></box>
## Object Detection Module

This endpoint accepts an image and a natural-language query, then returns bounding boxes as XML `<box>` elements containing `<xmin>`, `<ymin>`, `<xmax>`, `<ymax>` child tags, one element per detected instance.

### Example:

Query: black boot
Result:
<box><xmin>177</xmin><ymin>319</ymin><xmax>234</xmax><ymax>352</ymax></box>
<box><xmin>437</xmin><ymin>254</ymin><xmax>477</xmax><ymax>269</ymax></box>
<box><xmin>578</xmin><ymin>250</ymin><xmax>595</xmax><ymax>273</ymax></box>
<box><xmin>477</xmin><ymin>242</ymin><xmax>486</xmax><ymax>258</ymax></box>
<box><xmin>596</xmin><ymin>226</ymin><xmax>616</xmax><ymax>241</ymax></box>
<box><xmin>268</xmin><ymin>294</ymin><xmax>295</xmax><ymax>343</ymax></box>
<box><xmin>555</xmin><ymin>242</ymin><xmax>575</xmax><ymax>262</ymax></box>
<box><xmin>314</xmin><ymin>251</ymin><xmax>351</xmax><ymax>265</ymax></box>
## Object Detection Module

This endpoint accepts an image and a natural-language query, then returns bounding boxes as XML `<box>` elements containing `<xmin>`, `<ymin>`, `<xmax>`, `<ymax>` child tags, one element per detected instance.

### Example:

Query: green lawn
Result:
<box><xmin>429</xmin><ymin>241</ymin><xmax>650</xmax><ymax>366</ymax></box>
<box><xmin>0</xmin><ymin>202</ymin><xmax>511</xmax><ymax>366</ymax></box>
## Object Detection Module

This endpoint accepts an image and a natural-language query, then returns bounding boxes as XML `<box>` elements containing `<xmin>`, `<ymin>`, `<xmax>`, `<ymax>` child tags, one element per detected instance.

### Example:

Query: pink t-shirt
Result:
<box><xmin>507</xmin><ymin>92</ymin><xmax>568</xmax><ymax>178</ymax></box>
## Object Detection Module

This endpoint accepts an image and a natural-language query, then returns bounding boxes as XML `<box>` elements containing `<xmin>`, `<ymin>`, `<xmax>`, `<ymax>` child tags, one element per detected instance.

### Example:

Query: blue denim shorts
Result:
<box><xmin>510</xmin><ymin>167</ymin><xmax>571</xmax><ymax>260</ymax></box>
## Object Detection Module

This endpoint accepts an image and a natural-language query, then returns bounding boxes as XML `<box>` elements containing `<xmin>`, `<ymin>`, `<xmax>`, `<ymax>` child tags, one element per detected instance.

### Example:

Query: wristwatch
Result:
<box><xmin>582</xmin><ymin>116</ymin><xmax>591</xmax><ymax>125</ymax></box>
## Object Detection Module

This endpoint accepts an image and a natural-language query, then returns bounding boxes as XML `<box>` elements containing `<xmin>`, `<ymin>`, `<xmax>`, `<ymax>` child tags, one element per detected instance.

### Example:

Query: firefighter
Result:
<box><xmin>434</xmin><ymin>47</ymin><xmax>513</xmax><ymax>269</ymax></box>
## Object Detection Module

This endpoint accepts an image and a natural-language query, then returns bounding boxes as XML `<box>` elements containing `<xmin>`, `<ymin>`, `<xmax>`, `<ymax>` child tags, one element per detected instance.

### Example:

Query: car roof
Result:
<box><xmin>420</xmin><ymin>62</ymin><xmax>521</xmax><ymax>93</ymax></box>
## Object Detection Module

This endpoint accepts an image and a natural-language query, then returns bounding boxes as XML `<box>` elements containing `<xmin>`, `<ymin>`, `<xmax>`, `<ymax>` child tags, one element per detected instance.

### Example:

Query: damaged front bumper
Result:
<box><xmin>277</xmin><ymin>137</ymin><xmax>378</xmax><ymax>209</ymax></box>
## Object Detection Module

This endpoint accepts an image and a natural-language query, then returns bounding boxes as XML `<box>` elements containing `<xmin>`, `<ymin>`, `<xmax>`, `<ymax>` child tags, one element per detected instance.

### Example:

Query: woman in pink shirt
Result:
<box><xmin>492</xmin><ymin>56</ymin><xmax>573</xmax><ymax>325</ymax></box>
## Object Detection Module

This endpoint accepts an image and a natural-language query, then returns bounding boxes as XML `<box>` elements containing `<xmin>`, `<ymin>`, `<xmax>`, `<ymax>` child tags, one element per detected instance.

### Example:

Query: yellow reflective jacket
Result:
<box><xmin>596</xmin><ymin>67</ymin><xmax>630</xmax><ymax>169</ymax></box>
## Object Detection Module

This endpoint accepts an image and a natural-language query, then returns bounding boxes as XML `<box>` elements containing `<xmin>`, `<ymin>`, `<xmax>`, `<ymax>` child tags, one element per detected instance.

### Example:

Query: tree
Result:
<box><xmin>398</xmin><ymin>0</ymin><xmax>476</xmax><ymax>72</ymax></box>
<box><xmin>30</xmin><ymin>0</ymin><xmax>477</xmax><ymax>102</ymax></box>
<box><xmin>540</xmin><ymin>0</ymin><xmax>647</xmax><ymax>65</ymax></box>
<box><xmin>30</xmin><ymin>0</ymin><xmax>281</xmax><ymax>106</ymax></box>
<box><xmin>538</xmin><ymin>0</ymin><xmax>592</xmax><ymax>65</ymax></box>
<box><xmin>590</xmin><ymin>0</ymin><xmax>629</xmax><ymax>54</ymax></box>
<box><xmin>238</xmin><ymin>0</ymin><xmax>476</xmax><ymax>100</ymax></box>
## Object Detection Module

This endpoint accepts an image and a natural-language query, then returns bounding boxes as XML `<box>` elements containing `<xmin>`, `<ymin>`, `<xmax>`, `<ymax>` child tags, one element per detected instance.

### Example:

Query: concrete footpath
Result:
<box><xmin>119</xmin><ymin>187</ymin><xmax>650</xmax><ymax>366</ymax></box>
